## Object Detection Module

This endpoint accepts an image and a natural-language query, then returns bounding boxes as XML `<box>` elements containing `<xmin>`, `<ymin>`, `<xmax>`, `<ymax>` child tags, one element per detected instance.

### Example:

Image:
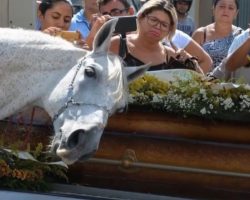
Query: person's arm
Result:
<box><xmin>225</xmin><ymin>36</ymin><xmax>250</xmax><ymax>71</ymax></box>
<box><xmin>85</xmin><ymin>15</ymin><xmax>111</xmax><ymax>50</ymax></box>
<box><xmin>172</xmin><ymin>30</ymin><xmax>212</xmax><ymax>73</ymax></box>
<box><xmin>109</xmin><ymin>35</ymin><xmax>121</xmax><ymax>55</ymax></box>
<box><xmin>184</xmin><ymin>39</ymin><xmax>213</xmax><ymax>73</ymax></box>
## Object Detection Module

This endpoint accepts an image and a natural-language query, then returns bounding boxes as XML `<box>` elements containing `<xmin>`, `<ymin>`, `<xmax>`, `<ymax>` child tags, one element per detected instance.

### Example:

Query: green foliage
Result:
<box><xmin>0</xmin><ymin>142</ymin><xmax>68</xmax><ymax>192</ymax></box>
<box><xmin>129</xmin><ymin>74</ymin><xmax>250</xmax><ymax>122</ymax></box>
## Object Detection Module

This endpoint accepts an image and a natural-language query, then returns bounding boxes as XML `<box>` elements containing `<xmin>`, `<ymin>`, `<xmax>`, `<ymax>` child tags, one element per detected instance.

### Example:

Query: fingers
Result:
<box><xmin>74</xmin><ymin>39</ymin><xmax>90</xmax><ymax>50</ymax></box>
<box><xmin>91</xmin><ymin>15</ymin><xmax>112</xmax><ymax>31</ymax></box>
<box><xmin>43</xmin><ymin>27</ymin><xmax>62</xmax><ymax>36</ymax></box>
<box><xmin>175</xmin><ymin>49</ymin><xmax>191</xmax><ymax>61</ymax></box>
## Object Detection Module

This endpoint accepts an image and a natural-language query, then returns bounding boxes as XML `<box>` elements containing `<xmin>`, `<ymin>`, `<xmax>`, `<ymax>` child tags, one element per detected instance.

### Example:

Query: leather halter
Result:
<box><xmin>52</xmin><ymin>58</ymin><xmax>111</xmax><ymax>122</ymax></box>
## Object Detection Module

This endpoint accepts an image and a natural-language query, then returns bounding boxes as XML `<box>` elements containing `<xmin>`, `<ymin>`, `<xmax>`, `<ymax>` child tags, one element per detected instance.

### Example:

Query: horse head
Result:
<box><xmin>50</xmin><ymin>18</ymin><xmax>149</xmax><ymax>164</ymax></box>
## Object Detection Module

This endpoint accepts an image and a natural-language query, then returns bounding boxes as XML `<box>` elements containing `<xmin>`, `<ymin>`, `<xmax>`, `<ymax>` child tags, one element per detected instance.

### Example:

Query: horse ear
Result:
<box><xmin>125</xmin><ymin>64</ymin><xmax>151</xmax><ymax>82</ymax></box>
<box><xmin>92</xmin><ymin>18</ymin><xmax>118</xmax><ymax>53</ymax></box>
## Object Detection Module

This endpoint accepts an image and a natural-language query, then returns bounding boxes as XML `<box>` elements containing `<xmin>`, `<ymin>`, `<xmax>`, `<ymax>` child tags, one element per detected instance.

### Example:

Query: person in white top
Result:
<box><xmin>164</xmin><ymin>29</ymin><xmax>212</xmax><ymax>73</ymax></box>
<box><xmin>211</xmin><ymin>28</ymin><xmax>250</xmax><ymax>84</ymax></box>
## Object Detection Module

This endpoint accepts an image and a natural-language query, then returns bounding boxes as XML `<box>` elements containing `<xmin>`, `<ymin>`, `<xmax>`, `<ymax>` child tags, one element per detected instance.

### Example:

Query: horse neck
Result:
<box><xmin>0</xmin><ymin>28</ymin><xmax>87</xmax><ymax>119</ymax></box>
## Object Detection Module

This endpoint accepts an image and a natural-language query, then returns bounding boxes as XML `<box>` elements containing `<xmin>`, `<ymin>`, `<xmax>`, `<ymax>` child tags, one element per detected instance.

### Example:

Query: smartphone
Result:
<box><xmin>56</xmin><ymin>31</ymin><xmax>81</xmax><ymax>42</ymax></box>
<box><xmin>113</xmin><ymin>16</ymin><xmax>137</xmax><ymax>34</ymax></box>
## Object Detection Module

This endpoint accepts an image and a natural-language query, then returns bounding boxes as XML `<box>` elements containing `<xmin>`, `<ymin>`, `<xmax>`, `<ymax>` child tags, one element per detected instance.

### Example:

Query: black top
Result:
<box><xmin>123</xmin><ymin>52</ymin><xmax>170</xmax><ymax>71</ymax></box>
<box><xmin>118</xmin><ymin>35</ymin><xmax>194</xmax><ymax>71</ymax></box>
<box><xmin>119</xmin><ymin>35</ymin><xmax>170</xmax><ymax>71</ymax></box>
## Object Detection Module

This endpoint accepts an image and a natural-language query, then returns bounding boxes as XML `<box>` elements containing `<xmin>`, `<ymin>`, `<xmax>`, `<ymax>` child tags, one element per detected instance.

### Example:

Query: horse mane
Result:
<box><xmin>0</xmin><ymin>28</ymin><xmax>87</xmax><ymax>73</ymax></box>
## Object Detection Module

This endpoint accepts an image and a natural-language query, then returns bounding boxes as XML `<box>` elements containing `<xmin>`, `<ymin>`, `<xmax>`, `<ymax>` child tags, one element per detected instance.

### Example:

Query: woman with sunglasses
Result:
<box><xmin>109</xmin><ymin>0</ymin><xmax>203</xmax><ymax>72</ymax></box>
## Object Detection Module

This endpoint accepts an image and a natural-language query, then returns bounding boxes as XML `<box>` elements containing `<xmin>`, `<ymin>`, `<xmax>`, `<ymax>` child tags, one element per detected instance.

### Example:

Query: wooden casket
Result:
<box><xmin>68</xmin><ymin>70</ymin><xmax>250</xmax><ymax>199</ymax></box>
<box><xmin>1</xmin><ymin>111</ymin><xmax>250</xmax><ymax>199</ymax></box>
<box><xmin>68</xmin><ymin>110</ymin><xmax>250</xmax><ymax>199</ymax></box>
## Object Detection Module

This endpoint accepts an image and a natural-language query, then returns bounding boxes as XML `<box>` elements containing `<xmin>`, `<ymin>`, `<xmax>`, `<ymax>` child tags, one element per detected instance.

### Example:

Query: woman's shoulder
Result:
<box><xmin>193</xmin><ymin>26</ymin><xmax>205</xmax><ymax>34</ymax></box>
<box><xmin>192</xmin><ymin>26</ymin><xmax>207</xmax><ymax>44</ymax></box>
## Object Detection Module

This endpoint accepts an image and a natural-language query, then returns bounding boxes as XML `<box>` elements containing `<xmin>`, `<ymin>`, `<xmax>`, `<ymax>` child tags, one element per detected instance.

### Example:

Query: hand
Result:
<box><xmin>43</xmin><ymin>27</ymin><xmax>62</xmax><ymax>36</ymax></box>
<box><xmin>175</xmin><ymin>49</ymin><xmax>191</xmax><ymax>62</ymax></box>
<box><xmin>85</xmin><ymin>14</ymin><xmax>112</xmax><ymax>50</ymax></box>
<box><xmin>90</xmin><ymin>14</ymin><xmax>112</xmax><ymax>34</ymax></box>
<box><xmin>74</xmin><ymin>39</ymin><xmax>90</xmax><ymax>50</ymax></box>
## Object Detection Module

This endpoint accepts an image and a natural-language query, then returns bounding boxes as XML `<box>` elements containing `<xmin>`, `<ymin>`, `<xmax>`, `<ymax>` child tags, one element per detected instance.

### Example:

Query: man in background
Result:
<box><xmin>98</xmin><ymin>0</ymin><xmax>134</xmax><ymax>16</ymax></box>
<box><xmin>83</xmin><ymin>0</ymin><xmax>135</xmax><ymax>49</ymax></box>
<box><xmin>69</xmin><ymin>0</ymin><xmax>99</xmax><ymax>38</ymax></box>
<box><xmin>173</xmin><ymin>0</ymin><xmax>195</xmax><ymax>36</ymax></box>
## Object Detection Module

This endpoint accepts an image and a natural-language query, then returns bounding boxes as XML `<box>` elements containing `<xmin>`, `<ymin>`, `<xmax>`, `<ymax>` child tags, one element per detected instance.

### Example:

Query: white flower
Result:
<box><xmin>152</xmin><ymin>95</ymin><xmax>161</xmax><ymax>103</ymax></box>
<box><xmin>222</xmin><ymin>97</ymin><xmax>234</xmax><ymax>110</ymax></box>
<box><xmin>199</xmin><ymin>89</ymin><xmax>207</xmax><ymax>100</ymax></box>
<box><xmin>209</xmin><ymin>104</ymin><xmax>214</xmax><ymax>110</ymax></box>
<box><xmin>128</xmin><ymin>95</ymin><xmax>134</xmax><ymax>103</ymax></box>
<box><xmin>200</xmin><ymin>107</ymin><xmax>206</xmax><ymax>115</ymax></box>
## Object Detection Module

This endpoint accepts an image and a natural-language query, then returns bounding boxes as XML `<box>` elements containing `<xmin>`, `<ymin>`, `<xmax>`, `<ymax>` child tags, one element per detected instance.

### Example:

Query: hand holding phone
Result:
<box><xmin>56</xmin><ymin>31</ymin><xmax>81</xmax><ymax>43</ymax></box>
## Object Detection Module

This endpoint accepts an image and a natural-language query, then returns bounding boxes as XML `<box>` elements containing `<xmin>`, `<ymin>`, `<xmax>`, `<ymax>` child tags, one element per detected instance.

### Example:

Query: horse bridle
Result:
<box><xmin>52</xmin><ymin>58</ymin><xmax>111</xmax><ymax>122</ymax></box>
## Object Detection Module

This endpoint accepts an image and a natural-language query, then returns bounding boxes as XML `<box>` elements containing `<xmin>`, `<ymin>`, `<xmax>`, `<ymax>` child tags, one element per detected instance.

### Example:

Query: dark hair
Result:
<box><xmin>96</xmin><ymin>0</ymin><xmax>131</xmax><ymax>10</ymax></box>
<box><xmin>173</xmin><ymin>0</ymin><xmax>193</xmax><ymax>12</ymax></box>
<box><xmin>213</xmin><ymin>0</ymin><xmax>239</xmax><ymax>9</ymax></box>
<box><xmin>39</xmin><ymin>0</ymin><xmax>73</xmax><ymax>16</ymax></box>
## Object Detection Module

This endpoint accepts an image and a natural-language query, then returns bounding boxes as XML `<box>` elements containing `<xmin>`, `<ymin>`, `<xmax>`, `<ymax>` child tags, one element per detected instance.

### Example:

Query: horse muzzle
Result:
<box><xmin>54</xmin><ymin>125</ymin><xmax>103</xmax><ymax>165</ymax></box>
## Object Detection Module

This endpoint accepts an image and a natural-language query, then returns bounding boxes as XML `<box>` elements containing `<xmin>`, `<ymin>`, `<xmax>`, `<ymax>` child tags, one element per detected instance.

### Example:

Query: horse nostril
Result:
<box><xmin>67</xmin><ymin>129</ymin><xmax>85</xmax><ymax>149</ymax></box>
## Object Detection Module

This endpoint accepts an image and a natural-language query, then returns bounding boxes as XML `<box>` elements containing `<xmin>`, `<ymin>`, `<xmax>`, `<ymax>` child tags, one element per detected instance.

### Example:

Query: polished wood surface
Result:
<box><xmin>106</xmin><ymin>111</ymin><xmax>250</xmax><ymax>143</ymax></box>
<box><xmin>69</xmin><ymin>111</ymin><xmax>250</xmax><ymax>198</ymax></box>
<box><xmin>1</xmin><ymin>110</ymin><xmax>250</xmax><ymax>198</ymax></box>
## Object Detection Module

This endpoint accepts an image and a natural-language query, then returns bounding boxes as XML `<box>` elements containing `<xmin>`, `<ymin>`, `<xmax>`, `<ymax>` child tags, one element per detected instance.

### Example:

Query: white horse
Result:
<box><xmin>0</xmin><ymin>19</ymin><xmax>148</xmax><ymax>165</ymax></box>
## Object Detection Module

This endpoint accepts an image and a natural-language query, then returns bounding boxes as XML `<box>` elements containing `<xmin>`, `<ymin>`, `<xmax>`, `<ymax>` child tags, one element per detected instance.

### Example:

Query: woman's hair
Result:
<box><xmin>213</xmin><ymin>0</ymin><xmax>239</xmax><ymax>9</ymax></box>
<box><xmin>137</xmin><ymin>0</ymin><xmax>177</xmax><ymax>41</ymax></box>
<box><xmin>39</xmin><ymin>0</ymin><xmax>73</xmax><ymax>16</ymax></box>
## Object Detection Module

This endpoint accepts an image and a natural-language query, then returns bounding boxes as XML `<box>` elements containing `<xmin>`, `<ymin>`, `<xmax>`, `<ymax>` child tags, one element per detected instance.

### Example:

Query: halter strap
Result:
<box><xmin>52</xmin><ymin>57</ymin><xmax>111</xmax><ymax>122</ymax></box>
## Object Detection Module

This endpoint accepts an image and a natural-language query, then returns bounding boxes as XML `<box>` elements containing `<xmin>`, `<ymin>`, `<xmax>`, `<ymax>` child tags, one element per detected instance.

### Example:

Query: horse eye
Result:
<box><xmin>85</xmin><ymin>67</ymin><xmax>96</xmax><ymax>78</ymax></box>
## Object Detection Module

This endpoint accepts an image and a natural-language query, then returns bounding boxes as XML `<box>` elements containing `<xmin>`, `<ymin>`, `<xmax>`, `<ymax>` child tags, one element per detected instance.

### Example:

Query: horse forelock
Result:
<box><xmin>108</xmin><ymin>54</ymin><xmax>128</xmax><ymax>112</ymax></box>
<box><xmin>89</xmin><ymin>52</ymin><xmax>128</xmax><ymax>113</ymax></box>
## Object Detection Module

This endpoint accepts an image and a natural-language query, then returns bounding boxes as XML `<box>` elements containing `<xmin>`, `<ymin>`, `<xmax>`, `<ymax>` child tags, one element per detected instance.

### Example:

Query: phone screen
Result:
<box><xmin>113</xmin><ymin>16</ymin><xmax>137</xmax><ymax>34</ymax></box>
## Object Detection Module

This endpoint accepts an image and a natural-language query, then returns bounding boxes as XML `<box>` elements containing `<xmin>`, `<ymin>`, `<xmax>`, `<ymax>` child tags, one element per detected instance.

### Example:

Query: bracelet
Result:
<box><xmin>190</xmin><ymin>56</ymin><xmax>199</xmax><ymax>61</ymax></box>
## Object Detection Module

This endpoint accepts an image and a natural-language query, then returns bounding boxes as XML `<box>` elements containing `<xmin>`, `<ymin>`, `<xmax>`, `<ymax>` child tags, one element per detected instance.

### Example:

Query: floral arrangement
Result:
<box><xmin>128</xmin><ymin>72</ymin><xmax>250</xmax><ymax>122</ymax></box>
<box><xmin>0</xmin><ymin>134</ymin><xmax>68</xmax><ymax>191</ymax></box>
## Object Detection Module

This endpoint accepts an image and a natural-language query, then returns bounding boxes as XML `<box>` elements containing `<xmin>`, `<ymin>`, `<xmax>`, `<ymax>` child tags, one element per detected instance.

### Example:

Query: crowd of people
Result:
<box><xmin>10</xmin><ymin>0</ymin><xmax>250</xmax><ymax>124</ymax></box>
<box><xmin>35</xmin><ymin>0</ymin><xmax>249</xmax><ymax>80</ymax></box>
